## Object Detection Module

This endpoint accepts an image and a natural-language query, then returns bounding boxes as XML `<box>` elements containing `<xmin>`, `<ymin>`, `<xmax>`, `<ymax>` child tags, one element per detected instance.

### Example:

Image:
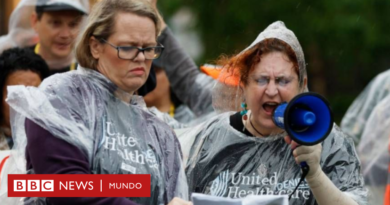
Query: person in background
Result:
<box><xmin>0</xmin><ymin>47</ymin><xmax>49</xmax><ymax>150</ymax></box>
<box><xmin>30</xmin><ymin>0</ymin><xmax>88</xmax><ymax>74</ymax></box>
<box><xmin>0</xmin><ymin>0</ymin><xmax>41</xmax><ymax>53</ymax></box>
<box><xmin>341</xmin><ymin>69</ymin><xmax>390</xmax><ymax>144</ymax></box>
<box><xmin>354</xmin><ymin>93</ymin><xmax>390</xmax><ymax>205</ymax></box>
<box><xmin>0</xmin><ymin>47</ymin><xmax>49</xmax><ymax>196</ymax></box>
<box><xmin>144</xmin><ymin>65</ymin><xmax>196</xmax><ymax>124</ymax></box>
<box><xmin>145</xmin><ymin>0</ymin><xmax>216</xmax><ymax>125</ymax></box>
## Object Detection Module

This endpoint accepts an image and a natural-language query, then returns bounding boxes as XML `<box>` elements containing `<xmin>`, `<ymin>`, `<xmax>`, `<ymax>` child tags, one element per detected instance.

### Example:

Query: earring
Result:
<box><xmin>240</xmin><ymin>102</ymin><xmax>248</xmax><ymax>120</ymax></box>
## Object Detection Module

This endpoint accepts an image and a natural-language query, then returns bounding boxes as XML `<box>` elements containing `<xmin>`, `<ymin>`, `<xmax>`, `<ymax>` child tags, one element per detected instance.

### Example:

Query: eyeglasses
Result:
<box><xmin>101</xmin><ymin>39</ymin><xmax>164</xmax><ymax>60</ymax></box>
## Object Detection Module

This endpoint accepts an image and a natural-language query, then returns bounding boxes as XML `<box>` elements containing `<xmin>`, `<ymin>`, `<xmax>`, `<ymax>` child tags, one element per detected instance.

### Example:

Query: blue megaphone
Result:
<box><xmin>272</xmin><ymin>92</ymin><xmax>334</xmax><ymax>199</ymax></box>
<box><xmin>272</xmin><ymin>92</ymin><xmax>334</xmax><ymax>146</ymax></box>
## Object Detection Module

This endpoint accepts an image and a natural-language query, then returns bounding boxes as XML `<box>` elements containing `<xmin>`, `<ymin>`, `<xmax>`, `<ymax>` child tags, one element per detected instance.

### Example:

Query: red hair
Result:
<box><xmin>217</xmin><ymin>38</ymin><xmax>299</xmax><ymax>86</ymax></box>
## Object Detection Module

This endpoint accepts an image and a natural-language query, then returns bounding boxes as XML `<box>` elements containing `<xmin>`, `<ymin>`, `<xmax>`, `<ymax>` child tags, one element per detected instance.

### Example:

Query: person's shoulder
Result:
<box><xmin>369</xmin><ymin>69</ymin><xmax>390</xmax><ymax>87</ymax></box>
<box><xmin>40</xmin><ymin>71</ymin><xmax>90</xmax><ymax>91</ymax></box>
<box><xmin>322</xmin><ymin>124</ymin><xmax>357</xmax><ymax>157</ymax></box>
<box><xmin>178</xmin><ymin>112</ymin><xmax>231</xmax><ymax>140</ymax></box>
<box><xmin>189</xmin><ymin>112</ymin><xmax>229</xmax><ymax>133</ymax></box>
<box><xmin>326</xmin><ymin>124</ymin><xmax>354</xmax><ymax>144</ymax></box>
<box><xmin>376</xmin><ymin>69</ymin><xmax>390</xmax><ymax>78</ymax></box>
<box><xmin>38</xmin><ymin>70</ymin><xmax>99</xmax><ymax>106</ymax></box>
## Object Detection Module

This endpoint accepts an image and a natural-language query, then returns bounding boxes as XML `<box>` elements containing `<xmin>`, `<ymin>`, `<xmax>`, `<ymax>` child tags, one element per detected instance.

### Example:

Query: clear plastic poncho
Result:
<box><xmin>0</xmin><ymin>0</ymin><xmax>89</xmax><ymax>68</ymax></box>
<box><xmin>357</xmin><ymin>94</ymin><xmax>390</xmax><ymax>205</ymax></box>
<box><xmin>185</xmin><ymin>115</ymin><xmax>366</xmax><ymax>205</ymax></box>
<box><xmin>0</xmin><ymin>67</ymin><xmax>188</xmax><ymax>204</ymax></box>
<box><xmin>182</xmin><ymin>21</ymin><xmax>367</xmax><ymax>205</ymax></box>
<box><xmin>341</xmin><ymin>69</ymin><xmax>390</xmax><ymax>144</ymax></box>
<box><xmin>0</xmin><ymin>0</ymin><xmax>38</xmax><ymax>53</ymax></box>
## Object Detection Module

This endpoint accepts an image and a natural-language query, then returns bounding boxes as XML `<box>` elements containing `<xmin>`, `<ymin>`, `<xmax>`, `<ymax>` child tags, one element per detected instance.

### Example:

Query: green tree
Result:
<box><xmin>159</xmin><ymin>0</ymin><xmax>390</xmax><ymax>123</ymax></box>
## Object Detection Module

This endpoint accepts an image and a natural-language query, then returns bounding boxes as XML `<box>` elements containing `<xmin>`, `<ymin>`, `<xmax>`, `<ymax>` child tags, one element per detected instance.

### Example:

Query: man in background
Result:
<box><xmin>30</xmin><ymin>0</ymin><xmax>88</xmax><ymax>74</ymax></box>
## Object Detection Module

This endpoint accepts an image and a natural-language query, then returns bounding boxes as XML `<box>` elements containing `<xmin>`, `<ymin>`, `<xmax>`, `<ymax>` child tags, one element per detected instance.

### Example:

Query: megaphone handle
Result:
<box><xmin>289</xmin><ymin>162</ymin><xmax>310</xmax><ymax>200</ymax></box>
<box><xmin>300</xmin><ymin>162</ymin><xmax>310</xmax><ymax>174</ymax></box>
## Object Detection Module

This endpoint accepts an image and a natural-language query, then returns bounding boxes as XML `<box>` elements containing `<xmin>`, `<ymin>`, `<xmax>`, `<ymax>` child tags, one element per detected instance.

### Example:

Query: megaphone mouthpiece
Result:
<box><xmin>291</xmin><ymin>108</ymin><xmax>316</xmax><ymax>126</ymax></box>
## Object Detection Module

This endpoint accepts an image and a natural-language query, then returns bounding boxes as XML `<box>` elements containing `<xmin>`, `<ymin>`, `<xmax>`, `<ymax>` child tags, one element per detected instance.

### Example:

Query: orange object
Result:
<box><xmin>200</xmin><ymin>64</ymin><xmax>222</xmax><ymax>79</ymax></box>
<box><xmin>385</xmin><ymin>136</ymin><xmax>390</xmax><ymax>205</ymax></box>
<box><xmin>200</xmin><ymin>64</ymin><xmax>240</xmax><ymax>86</ymax></box>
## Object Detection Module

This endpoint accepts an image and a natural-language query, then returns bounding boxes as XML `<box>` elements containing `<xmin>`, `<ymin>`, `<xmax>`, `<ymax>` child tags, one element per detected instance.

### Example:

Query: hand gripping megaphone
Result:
<box><xmin>272</xmin><ymin>92</ymin><xmax>334</xmax><ymax>172</ymax></box>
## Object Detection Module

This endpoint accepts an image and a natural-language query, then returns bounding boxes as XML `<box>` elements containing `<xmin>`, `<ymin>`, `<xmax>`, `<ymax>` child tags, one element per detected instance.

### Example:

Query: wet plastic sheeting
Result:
<box><xmin>184</xmin><ymin>113</ymin><xmax>367</xmax><ymax>205</ymax></box>
<box><xmin>341</xmin><ymin>69</ymin><xmax>390</xmax><ymax>144</ymax></box>
<box><xmin>0</xmin><ymin>67</ymin><xmax>188</xmax><ymax>204</ymax></box>
<box><xmin>358</xmin><ymin>94</ymin><xmax>390</xmax><ymax>205</ymax></box>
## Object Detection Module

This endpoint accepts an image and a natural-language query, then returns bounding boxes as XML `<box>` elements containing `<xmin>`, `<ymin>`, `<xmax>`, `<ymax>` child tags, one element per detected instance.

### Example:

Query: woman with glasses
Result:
<box><xmin>2</xmin><ymin>0</ymin><xmax>190</xmax><ymax>205</ymax></box>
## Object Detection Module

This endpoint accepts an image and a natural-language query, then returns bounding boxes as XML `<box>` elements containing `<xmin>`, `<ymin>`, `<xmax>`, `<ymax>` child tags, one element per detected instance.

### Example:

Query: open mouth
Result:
<box><xmin>262</xmin><ymin>102</ymin><xmax>279</xmax><ymax>116</ymax></box>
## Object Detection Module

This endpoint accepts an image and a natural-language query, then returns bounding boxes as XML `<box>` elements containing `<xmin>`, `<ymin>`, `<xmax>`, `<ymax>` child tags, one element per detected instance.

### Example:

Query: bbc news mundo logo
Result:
<box><xmin>8</xmin><ymin>174</ymin><xmax>150</xmax><ymax>197</ymax></box>
<box><xmin>14</xmin><ymin>180</ymin><xmax>54</xmax><ymax>192</ymax></box>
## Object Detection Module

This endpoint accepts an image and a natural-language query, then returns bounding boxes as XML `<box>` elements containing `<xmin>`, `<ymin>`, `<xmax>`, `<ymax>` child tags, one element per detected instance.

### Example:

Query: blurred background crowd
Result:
<box><xmin>0</xmin><ymin>1</ymin><xmax>389</xmax><ymax>204</ymax></box>
<box><xmin>2</xmin><ymin>0</ymin><xmax>390</xmax><ymax>123</ymax></box>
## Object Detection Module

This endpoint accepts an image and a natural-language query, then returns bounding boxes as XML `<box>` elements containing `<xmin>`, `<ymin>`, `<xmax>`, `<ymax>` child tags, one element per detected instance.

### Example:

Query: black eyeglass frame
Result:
<box><xmin>101</xmin><ymin>39</ymin><xmax>164</xmax><ymax>60</ymax></box>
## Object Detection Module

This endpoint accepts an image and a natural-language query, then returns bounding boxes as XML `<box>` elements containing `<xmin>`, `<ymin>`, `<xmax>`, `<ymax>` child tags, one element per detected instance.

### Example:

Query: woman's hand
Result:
<box><xmin>284</xmin><ymin>136</ymin><xmax>322</xmax><ymax>179</ymax></box>
<box><xmin>284</xmin><ymin>136</ymin><xmax>359</xmax><ymax>205</ymax></box>
<box><xmin>167</xmin><ymin>197</ymin><xmax>193</xmax><ymax>205</ymax></box>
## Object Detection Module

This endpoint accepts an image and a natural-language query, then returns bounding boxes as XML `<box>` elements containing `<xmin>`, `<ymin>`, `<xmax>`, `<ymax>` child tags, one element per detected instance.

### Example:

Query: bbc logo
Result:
<box><xmin>14</xmin><ymin>180</ymin><xmax>54</xmax><ymax>192</ymax></box>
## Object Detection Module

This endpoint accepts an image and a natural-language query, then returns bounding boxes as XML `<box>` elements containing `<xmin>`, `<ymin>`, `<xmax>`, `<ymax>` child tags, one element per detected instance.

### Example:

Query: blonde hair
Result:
<box><xmin>76</xmin><ymin>0</ymin><xmax>161</xmax><ymax>70</ymax></box>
